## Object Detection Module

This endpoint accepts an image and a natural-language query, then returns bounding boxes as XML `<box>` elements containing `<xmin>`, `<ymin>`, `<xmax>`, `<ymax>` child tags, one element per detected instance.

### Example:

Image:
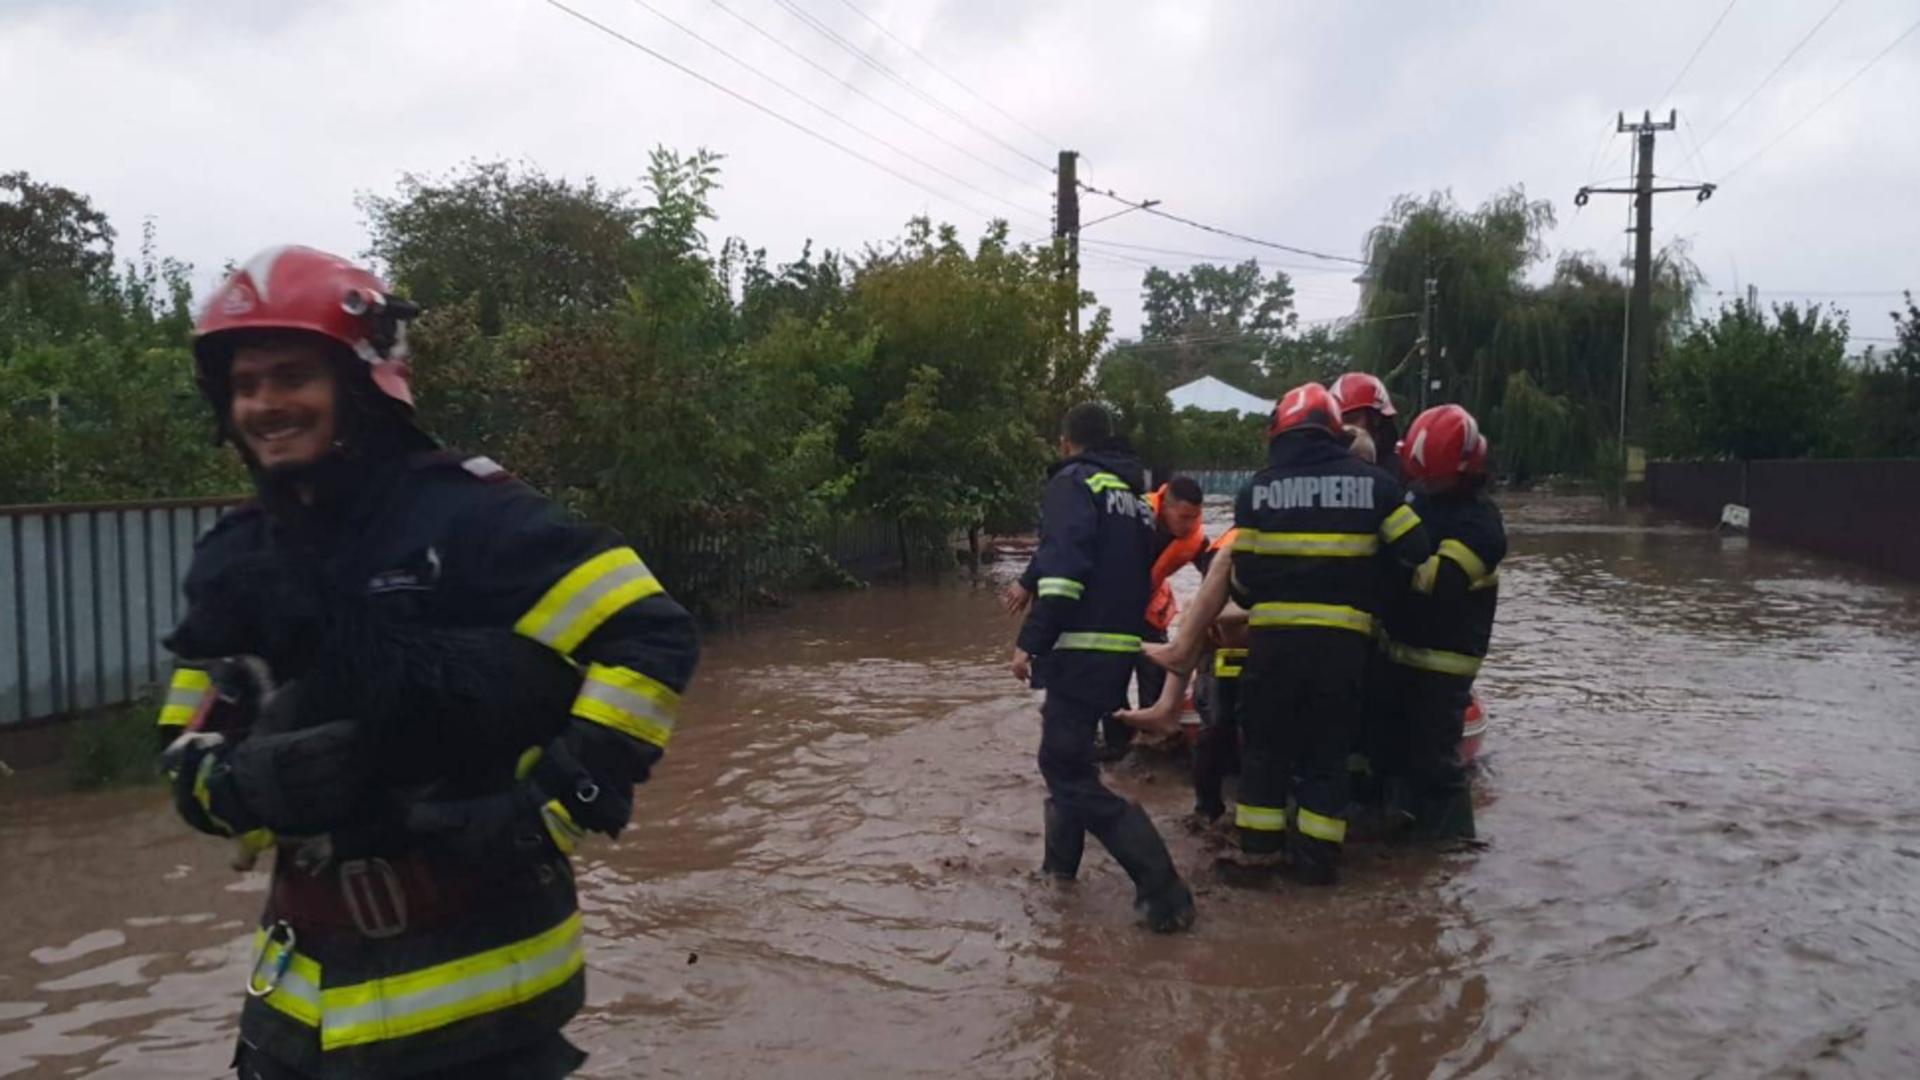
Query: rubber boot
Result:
<box><xmin>1286</xmin><ymin>834</ymin><xmax>1341</xmax><ymax>887</ymax></box>
<box><xmin>1041</xmin><ymin>798</ymin><xmax>1085</xmax><ymax>881</ymax></box>
<box><xmin>1095</xmin><ymin>801</ymin><xmax>1196</xmax><ymax>932</ymax></box>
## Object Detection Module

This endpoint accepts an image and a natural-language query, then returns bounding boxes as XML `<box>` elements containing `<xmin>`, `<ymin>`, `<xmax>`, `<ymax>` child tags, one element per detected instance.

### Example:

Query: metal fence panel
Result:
<box><xmin>2</xmin><ymin>499</ymin><xmax>243</xmax><ymax>728</ymax></box>
<box><xmin>1647</xmin><ymin>459</ymin><xmax>1920</xmax><ymax>581</ymax></box>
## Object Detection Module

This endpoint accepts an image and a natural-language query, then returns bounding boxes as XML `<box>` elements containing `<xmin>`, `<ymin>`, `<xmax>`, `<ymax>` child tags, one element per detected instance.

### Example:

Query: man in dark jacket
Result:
<box><xmin>1228</xmin><ymin>383</ymin><xmax>1432</xmax><ymax>885</ymax></box>
<box><xmin>155</xmin><ymin>247</ymin><xmax>699</xmax><ymax>1079</ymax></box>
<box><xmin>1011</xmin><ymin>402</ymin><xmax>1195</xmax><ymax>933</ymax></box>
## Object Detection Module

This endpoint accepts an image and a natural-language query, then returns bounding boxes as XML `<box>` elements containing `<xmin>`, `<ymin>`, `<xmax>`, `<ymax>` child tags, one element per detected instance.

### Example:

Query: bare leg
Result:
<box><xmin>1145</xmin><ymin>552</ymin><xmax>1236</xmax><ymax>675</ymax></box>
<box><xmin>1113</xmin><ymin>668</ymin><xmax>1191</xmax><ymax>736</ymax></box>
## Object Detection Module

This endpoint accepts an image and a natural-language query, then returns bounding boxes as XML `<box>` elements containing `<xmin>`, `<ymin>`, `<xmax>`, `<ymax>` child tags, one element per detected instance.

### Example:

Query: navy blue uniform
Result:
<box><xmin>1380</xmin><ymin>487</ymin><xmax>1505</xmax><ymax>839</ymax></box>
<box><xmin>1230</xmin><ymin>431</ymin><xmax>1432</xmax><ymax>878</ymax></box>
<box><xmin>1017</xmin><ymin>448</ymin><xmax>1188</xmax><ymax>919</ymax></box>
<box><xmin>160</xmin><ymin>452</ymin><xmax>698</xmax><ymax>1079</ymax></box>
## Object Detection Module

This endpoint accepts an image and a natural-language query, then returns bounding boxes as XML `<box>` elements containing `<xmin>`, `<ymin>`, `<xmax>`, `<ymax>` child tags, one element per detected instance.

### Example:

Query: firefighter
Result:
<box><xmin>1330</xmin><ymin>372</ymin><xmax>1403</xmax><ymax>481</ymax></box>
<box><xmin>1227</xmin><ymin>383</ymin><xmax>1432</xmax><ymax>884</ymax></box>
<box><xmin>155</xmin><ymin>246</ymin><xmax>699</xmax><ymax>1079</ymax></box>
<box><xmin>1011</xmin><ymin>402</ymin><xmax>1195</xmax><ymax>933</ymax></box>
<box><xmin>1381</xmin><ymin>404</ymin><xmax>1505</xmax><ymax>841</ymax></box>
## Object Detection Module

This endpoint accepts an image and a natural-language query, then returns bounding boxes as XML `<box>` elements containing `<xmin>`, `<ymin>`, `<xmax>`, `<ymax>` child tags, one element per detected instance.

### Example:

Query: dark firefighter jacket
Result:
<box><xmin>156</xmin><ymin>450</ymin><xmax>698</xmax><ymax>1078</ymax></box>
<box><xmin>1229</xmin><ymin>430</ymin><xmax>1433</xmax><ymax>636</ymax></box>
<box><xmin>1383</xmin><ymin>488</ymin><xmax>1505</xmax><ymax>679</ymax></box>
<box><xmin>1015</xmin><ymin>447</ymin><xmax>1156</xmax><ymax>669</ymax></box>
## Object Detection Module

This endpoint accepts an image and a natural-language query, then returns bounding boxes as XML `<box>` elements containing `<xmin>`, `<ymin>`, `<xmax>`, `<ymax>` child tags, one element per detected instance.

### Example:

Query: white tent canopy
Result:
<box><xmin>1166</xmin><ymin>375</ymin><xmax>1271</xmax><ymax>417</ymax></box>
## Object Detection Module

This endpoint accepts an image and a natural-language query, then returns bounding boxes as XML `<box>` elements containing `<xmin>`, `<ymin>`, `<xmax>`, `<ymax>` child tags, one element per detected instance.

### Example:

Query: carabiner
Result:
<box><xmin>246</xmin><ymin>921</ymin><xmax>297</xmax><ymax>998</ymax></box>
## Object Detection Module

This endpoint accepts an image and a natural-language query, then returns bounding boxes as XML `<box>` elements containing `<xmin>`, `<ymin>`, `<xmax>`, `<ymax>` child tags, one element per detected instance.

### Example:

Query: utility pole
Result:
<box><xmin>1054</xmin><ymin>150</ymin><xmax>1080</xmax><ymax>341</ymax></box>
<box><xmin>1576</xmin><ymin>110</ymin><xmax>1713</xmax><ymax>494</ymax></box>
<box><xmin>1417</xmin><ymin>274</ymin><xmax>1438</xmax><ymax>410</ymax></box>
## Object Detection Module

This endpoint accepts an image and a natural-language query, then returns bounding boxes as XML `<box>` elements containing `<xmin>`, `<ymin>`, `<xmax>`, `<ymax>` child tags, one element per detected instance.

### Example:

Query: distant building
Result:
<box><xmin>1166</xmin><ymin>375</ymin><xmax>1271</xmax><ymax>417</ymax></box>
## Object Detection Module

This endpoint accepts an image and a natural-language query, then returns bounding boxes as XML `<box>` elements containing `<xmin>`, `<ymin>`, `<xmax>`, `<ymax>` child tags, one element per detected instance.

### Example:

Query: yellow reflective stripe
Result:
<box><xmin>513</xmin><ymin>547</ymin><xmax>663</xmax><ymax>655</ymax></box>
<box><xmin>1470</xmin><ymin>570</ymin><xmax>1500</xmax><ymax>592</ymax></box>
<box><xmin>1054</xmin><ymin>632</ymin><xmax>1143</xmax><ymax>653</ymax></box>
<box><xmin>252</xmin><ymin>929</ymin><xmax>324</xmax><ymax>1027</ymax></box>
<box><xmin>1234</xmin><ymin>803</ymin><xmax>1287</xmax><ymax>832</ymax></box>
<box><xmin>1380</xmin><ymin>504</ymin><xmax>1421</xmax><ymax>543</ymax></box>
<box><xmin>1036</xmin><ymin>577</ymin><xmax>1085</xmax><ymax>600</ymax></box>
<box><xmin>1232</xmin><ymin>530</ymin><xmax>1379</xmax><ymax>557</ymax></box>
<box><xmin>191</xmin><ymin>755</ymin><xmax>236</xmax><ymax>836</ymax></box>
<box><xmin>541</xmin><ymin>799</ymin><xmax>585</xmax><ymax>855</ymax></box>
<box><xmin>1438</xmin><ymin>539</ymin><xmax>1492</xmax><ymax>585</ymax></box>
<box><xmin>318</xmin><ymin>912</ymin><xmax>585</xmax><ymax>1050</ymax></box>
<box><xmin>1085</xmin><ymin>471</ymin><xmax>1130</xmax><ymax>493</ymax></box>
<box><xmin>1248</xmin><ymin>602</ymin><xmax>1375</xmax><ymax>635</ymax></box>
<box><xmin>157</xmin><ymin>667</ymin><xmax>212</xmax><ymax>728</ymax></box>
<box><xmin>1213</xmin><ymin>648</ymin><xmax>1248</xmax><ymax>678</ymax></box>
<box><xmin>238</xmin><ymin>828</ymin><xmax>275</xmax><ymax>858</ymax></box>
<box><xmin>1388</xmin><ymin>642</ymin><xmax>1484</xmax><ymax>677</ymax></box>
<box><xmin>572</xmin><ymin>663</ymin><xmax>679</xmax><ymax>749</ymax></box>
<box><xmin>1411</xmin><ymin>555</ymin><xmax>1440</xmax><ymax>595</ymax></box>
<box><xmin>1297</xmin><ymin>807</ymin><xmax>1348</xmax><ymax>844</ymax></box>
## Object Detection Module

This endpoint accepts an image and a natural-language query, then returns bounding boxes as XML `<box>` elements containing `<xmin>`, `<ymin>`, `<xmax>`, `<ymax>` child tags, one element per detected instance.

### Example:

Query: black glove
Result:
<box><xmin>165</xmin><ymin>722</ymin><xmax>363</xmax><ymax>837</ymax></box>
<box><xmin>164</xmin><ymin>731</ymin><xmax>260</xmax><ymax>839</ymax></box>
<box><xmin>402</xmin><ymin>722</ymin><xmax>636</xmax><ymax>859</ymax></box>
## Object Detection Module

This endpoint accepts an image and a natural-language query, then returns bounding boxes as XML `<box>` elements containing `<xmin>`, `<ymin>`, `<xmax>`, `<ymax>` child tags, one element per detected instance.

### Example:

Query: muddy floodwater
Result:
<box><xmin>4</xmin><ymin>494</ymin><xmax>1920</xmax><ymax>1078</ymax></box>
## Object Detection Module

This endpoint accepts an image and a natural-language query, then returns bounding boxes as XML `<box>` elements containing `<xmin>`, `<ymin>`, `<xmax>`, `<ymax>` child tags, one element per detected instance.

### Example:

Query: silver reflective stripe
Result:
<box><xmin>576</xmin><ymin>674</ymin><xmax>675</xmax><ymax>734</ymax></box>
<box><xmin>319</xmin><ymin>922</ymin><xmax>583</xmax><ymax>1039</ymax></box>
<box><xmin>529</xmin><ymin>561</ymin><xmax>654</xmax><ymax>649</ymax></box>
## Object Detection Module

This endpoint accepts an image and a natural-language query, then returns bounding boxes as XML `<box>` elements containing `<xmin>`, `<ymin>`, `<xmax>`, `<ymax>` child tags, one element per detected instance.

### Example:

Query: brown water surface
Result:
<box><xmin>4</xmin><ymin>495</ymin><xmax>1919</xmax><ymax>1078</ymax></box>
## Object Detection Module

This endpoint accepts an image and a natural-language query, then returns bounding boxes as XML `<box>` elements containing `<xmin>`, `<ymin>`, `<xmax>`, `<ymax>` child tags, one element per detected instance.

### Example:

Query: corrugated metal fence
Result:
<box><xmin>2</xmin><ymin>498</ymin><xmax>243</xmax><ymax>728</ymax></box>
<box><xmin>1182</xmin><ymin>470</ymin><xmax>1256</xmax><ymax>497</ymax></box>
<box><xmin>1647</xmin><ymin>459</ymin><xmax>1920</xmax><ymax>581</ymax></box>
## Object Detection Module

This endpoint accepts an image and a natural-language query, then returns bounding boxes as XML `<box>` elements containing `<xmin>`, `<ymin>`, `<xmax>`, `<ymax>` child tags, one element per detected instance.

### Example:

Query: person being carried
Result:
<box><xmin>1010</xmin><ymin>402</ymin><xmax>1196</xmax><ymax>933</ymax></box>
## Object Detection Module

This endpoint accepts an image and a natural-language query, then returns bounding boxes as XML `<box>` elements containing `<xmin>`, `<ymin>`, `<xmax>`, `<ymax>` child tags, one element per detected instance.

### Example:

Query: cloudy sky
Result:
<box><xmin>4</xmin><ymin>0</ymin><xmax>1915</xmax><ymax>345</ymax></box>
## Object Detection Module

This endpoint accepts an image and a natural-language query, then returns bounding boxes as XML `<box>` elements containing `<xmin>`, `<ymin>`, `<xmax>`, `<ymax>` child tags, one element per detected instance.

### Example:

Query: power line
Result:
<box><xmin>1079</xmin><ymin>186</ymin><xmax>1369</xmax><ymax>266</ymax></box>
<box><xmin>1080</xmin><ymin>238</ymin><xmax>1369</xmax><ymax>276</ymax></box>
<box><xmin>616</xmin><ymin>0</ymin><xmax>1045</xmax><ymax>225</ymax></box>
<box><xmin>1655</xmin><ymin>0</ymin><xmax>1741</xmax><ymax>106</ymax></box>
<box><xmin>768</xmin><ymin>0</ymin><xmax>1056</xmax><ymax>176</ymax></box>
<box><xmin>542</xmin><ymin>0</ymin><xmax>1010</xmax><ymax>227</ymax></box>
<box><xmin>1717</xmin><ymin>14</ymin><xmax>1920</xmax><ymax>182</ymax></box>
<box><xmin>702</xmin><ymin>0</ymin><xmax>1037</xmax><ymax>191</ymax></box>
<box><xmin>1684</xmin><ymin>0</ymin><xmax>1848</xmax><ymax>172</ymax></box>
<box><xmin>831</xmin><ymin>0</ymin><xmax>1061</xmax><ymax>152</ymax></box>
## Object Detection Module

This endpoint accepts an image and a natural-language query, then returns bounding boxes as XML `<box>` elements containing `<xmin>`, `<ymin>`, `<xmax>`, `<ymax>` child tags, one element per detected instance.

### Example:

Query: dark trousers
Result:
<box><xmin>1383</xmin><ymin>665</ymin><xmax>1476</xmax><ymax>838</ymax></box>
<box><xmin>1101</xmin><ymin>628</ymin><xmax>1169</xmax><ymax>751</ymax></box>
<box><xmin>1191</xmin><ymin>667</ymin><xmax>1242</xmax><ymax>819</ymax></box>
<box><xmin>1236</xmin><ymin>629</ymin><xmax>1370</xmax><ymax>859</ymax></box>
<box><xmin>1038</xmin><ymin>654</ymin><xmax>1183</xmax><ymax>906</ymax></box>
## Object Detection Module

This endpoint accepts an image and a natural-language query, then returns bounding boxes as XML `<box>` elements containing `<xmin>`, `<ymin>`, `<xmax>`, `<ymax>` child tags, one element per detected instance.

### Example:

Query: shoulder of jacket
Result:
<box><xmin>408</xmin><ymin>450</ymin><xmax>519</xmax><ymax>485</ymax></box>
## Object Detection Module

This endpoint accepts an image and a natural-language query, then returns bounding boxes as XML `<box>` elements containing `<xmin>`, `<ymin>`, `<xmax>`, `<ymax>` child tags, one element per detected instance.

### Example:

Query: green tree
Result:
<box><xmin>1655</xmin><ymin>300</ymin><xmax>1850</xmax><ymax>460</ymax></box>
<box><xmin>1133</xmin><ymin>260</ymin><xmax>1297</xmax><ymax>391</ymax></box>
<box><xmin>1850</xmin><ymin>292</ymin><xmax>1920</xmax><ymax>457</ymax></box>
<box><xmin>361</xmin><ymin>160</ymin><xmax>651</xmax><ymax>334</ymax></box>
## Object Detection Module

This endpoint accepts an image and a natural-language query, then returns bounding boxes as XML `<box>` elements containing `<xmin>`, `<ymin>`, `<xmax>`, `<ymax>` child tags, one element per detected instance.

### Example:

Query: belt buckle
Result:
<box><xmin>339</xmin><ymin>857</ymin><xmax>409</xmax><ymax>939</ymax></box>
<box><xmin>247</xmin><ymin>920</ymin><xmax>296</xmax><ymax>998</ymax></box>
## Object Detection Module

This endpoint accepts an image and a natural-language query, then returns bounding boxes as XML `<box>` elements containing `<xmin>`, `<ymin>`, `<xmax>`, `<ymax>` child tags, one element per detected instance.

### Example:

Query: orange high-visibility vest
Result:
<box><xmin>1145</xmin><ymin>486</ymin><xmax>1208</xmax><ymax>631</ymax></box>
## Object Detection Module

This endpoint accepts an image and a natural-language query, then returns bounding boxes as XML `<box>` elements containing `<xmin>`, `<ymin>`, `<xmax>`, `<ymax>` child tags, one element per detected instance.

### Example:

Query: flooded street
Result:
<box><xmin>4</xmin><ymin>494</ymin><xmax>1920</xmax><ymax>1078</ymax></box>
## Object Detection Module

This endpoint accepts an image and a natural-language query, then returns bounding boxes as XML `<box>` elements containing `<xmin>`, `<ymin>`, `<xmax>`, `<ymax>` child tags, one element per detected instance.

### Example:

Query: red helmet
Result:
<box><xmin>1330</xmin><ymin>372</ymin><xmax>1396</xmax><ymax>418</ymax></box>
<box><xmin>1399</xmin><ymin>404</ymin><xmax>1490</xmax><ymax>486</ymax></box>
<box><xmin>193</xmin><ymin>246</ymin><xmax>418</xmax><ymax>409</ymax></box>
<box><xmin>1268</xmin><ymin>382</ymin><xmax>1343</xmax><ymax>438</ymax></box>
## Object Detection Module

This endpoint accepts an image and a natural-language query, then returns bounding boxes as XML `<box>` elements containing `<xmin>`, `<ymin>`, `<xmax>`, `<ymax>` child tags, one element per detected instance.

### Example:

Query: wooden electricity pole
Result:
<box><xmin>1576</xmin><ymin>110</ymin><xmax>1714</xmax><ymax>490</ymax></box>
